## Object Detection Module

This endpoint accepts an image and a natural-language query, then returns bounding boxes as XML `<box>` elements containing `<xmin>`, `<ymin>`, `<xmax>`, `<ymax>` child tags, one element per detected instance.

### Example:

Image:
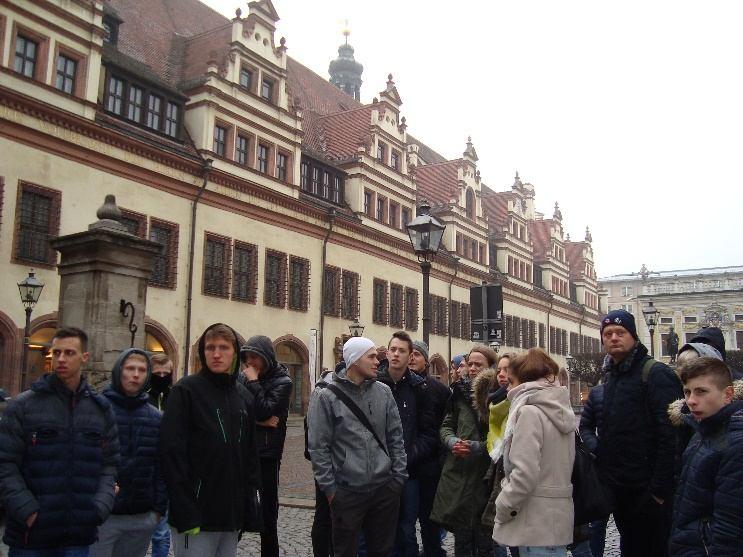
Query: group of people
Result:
<box><xmin>305</xmin><ymin>311</ymin><xmax>743</xmax><ymax>557</ymax></box>
<box><xmin>0</xmin><ymin>323</ymin><xmax>293</xmax><ymax>557</ymax></box>
<box><xmin>1</xmin><ymin>310</ymin><xmax>742</xmax><ymax>557</ymax></box>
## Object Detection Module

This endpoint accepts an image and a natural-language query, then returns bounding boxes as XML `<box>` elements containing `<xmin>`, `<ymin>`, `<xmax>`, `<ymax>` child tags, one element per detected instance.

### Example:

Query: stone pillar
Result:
<box><xmin>50</xmin><ymin>195</ymin><xmax>162</xmax><ymax>387</ymax></box>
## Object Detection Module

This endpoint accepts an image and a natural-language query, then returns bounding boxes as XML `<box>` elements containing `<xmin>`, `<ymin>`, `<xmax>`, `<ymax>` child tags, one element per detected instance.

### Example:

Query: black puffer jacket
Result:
<box><xmin>579</xmin><ymin>383</ymin><xmax>604</xmax><ymax>454</ymax></box>
<box><xmin>159</xmin><ymin>324</ymin><xmax>261</xmax><ymax>533</ymax></box>
<box><xmin>597</xmin><ymin>343</ymin><xmax>683</xmax><ymax>499</ymax></box>
<box><xmin>104</xmin><ymin>348</ymin><xmax>167</xmax><ymax>516</ymax></box>
<box><xmin>376</xmin><ymin>362</ymin><xmax>438</xmax><ymax>477</ymax></box>
<box><xmin>0</xmin><ymin>374</ymin><xmax>119</xmax><ymax>549</ymax></box>
<box><xmin>670</xmin><ymin>395</ymin><xmax>743</xmax><ymax>557</ymax></box>
<box><xmin>240</xmin><ymin>335</ymin><xmax>292</xmax><ymax>459</ymax></box>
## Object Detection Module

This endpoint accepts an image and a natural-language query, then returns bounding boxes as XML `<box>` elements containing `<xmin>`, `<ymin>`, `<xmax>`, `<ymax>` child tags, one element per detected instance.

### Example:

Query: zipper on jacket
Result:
<box><xmin>216</xmin><ymin>408</ymin><xmax>228</xmax><ymax>443</ymax></box>
<box><xmin>238</xmin><ymin>412</ymin><xmax>243</xmax><ymax>443</ymax></box>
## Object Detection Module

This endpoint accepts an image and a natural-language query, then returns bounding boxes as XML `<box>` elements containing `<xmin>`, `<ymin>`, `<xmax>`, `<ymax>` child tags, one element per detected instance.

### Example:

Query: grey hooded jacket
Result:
<box><xmin>307</xmin><ymin>365</ymin><xmax>408</xmax><ymax>497</ymax></box>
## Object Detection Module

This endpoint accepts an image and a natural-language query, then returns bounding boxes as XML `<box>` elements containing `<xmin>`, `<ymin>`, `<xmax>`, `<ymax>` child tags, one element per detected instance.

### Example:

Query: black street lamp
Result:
<box><xmin>18</xmin><ymin>270</ymin><xmax>44</xmax><ymax>392</ymax></box>
<box><xmin>406</xmin><ymin>200</ymin><xmax>446</xmax><ymax>346</ymax></box>
<box><xmin>348</xmin><ymin>317</ymin><xmax>365</xmax><ymax>338</ymax></box>
<box><xmin>642</xmin><ymin>300</ymin><xmax>659</xmax><ymax>358</ymax></box>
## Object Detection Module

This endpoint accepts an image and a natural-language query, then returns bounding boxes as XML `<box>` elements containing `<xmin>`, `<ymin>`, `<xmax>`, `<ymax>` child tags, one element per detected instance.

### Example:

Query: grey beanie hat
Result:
<box><xmin>412</xmin><ymin>340</ymin><xmax>429</xmax><ymax>362</ymax></box>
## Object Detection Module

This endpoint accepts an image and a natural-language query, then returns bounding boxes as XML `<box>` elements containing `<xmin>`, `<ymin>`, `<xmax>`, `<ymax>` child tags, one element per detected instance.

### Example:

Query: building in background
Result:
<box><xmin>0</xmin><ymin>0</ymin><xmax>601</xmax><ymax>410</ymax></box>
<box><xmin>599</xmin><ymin>265</ymin><xmax>743</xmax><ymax>362</ymax></box>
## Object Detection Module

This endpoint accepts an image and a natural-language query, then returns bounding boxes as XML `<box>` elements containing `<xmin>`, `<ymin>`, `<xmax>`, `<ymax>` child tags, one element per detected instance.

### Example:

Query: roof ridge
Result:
<box><xmin>316</xmin><ymin>104</ymin><xmax>373</xmax><ymax>120</ymax></box>
<box><xmin>415</xmin><ymin>159</ymin><xmax>460</xmax><ymax>169</ymax></box>
<box><xmin>183</xmin><ymin>22</ymin><xmax>233</xmax><ymax>42</ymax></box>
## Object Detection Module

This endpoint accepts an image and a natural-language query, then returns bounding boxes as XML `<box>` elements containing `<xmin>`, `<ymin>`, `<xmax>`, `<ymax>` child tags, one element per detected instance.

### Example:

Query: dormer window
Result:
<box><xmin>261</xmin><ymin>78</ymin><xmax>274</xmax><ymax>102</ymax></box>
<box><xmin>105</xmin><ymin>70</ymin><xmax>183</xmax><ymax>140</ymax></box>
<box><xmin>377</xmin><ymin>141</ymin><xmax>387</xmax><ymax>163</ymax></box>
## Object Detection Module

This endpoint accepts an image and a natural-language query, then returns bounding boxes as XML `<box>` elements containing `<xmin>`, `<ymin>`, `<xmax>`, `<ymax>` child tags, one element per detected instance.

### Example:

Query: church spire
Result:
<box><xmin>329</xmin><ymin>25</ymin><xmax>363</xmax><ymax>101</ymax></box>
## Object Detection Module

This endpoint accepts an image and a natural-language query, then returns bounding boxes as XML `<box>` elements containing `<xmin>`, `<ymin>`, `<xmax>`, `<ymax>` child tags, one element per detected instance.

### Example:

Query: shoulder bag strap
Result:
<box><xmin>325</xmin><ymin>383</ymin><xmax>388</xmax><ymax>456</ymax></box>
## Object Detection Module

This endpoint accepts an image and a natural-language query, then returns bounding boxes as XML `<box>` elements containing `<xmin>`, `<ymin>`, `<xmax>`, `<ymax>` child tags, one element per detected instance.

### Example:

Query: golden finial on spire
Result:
<box><xmin>342</xmin><ymin>19</ymin><xmax>350</xmax><ymax>44</ymax></box>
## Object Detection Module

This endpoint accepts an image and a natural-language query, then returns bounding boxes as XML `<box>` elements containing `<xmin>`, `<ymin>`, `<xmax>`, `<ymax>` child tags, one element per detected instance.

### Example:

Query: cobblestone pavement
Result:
<box><xmin>235</xmin><ymin>506</ymin><xmax>621</xmax><ymax>556</ymax></box>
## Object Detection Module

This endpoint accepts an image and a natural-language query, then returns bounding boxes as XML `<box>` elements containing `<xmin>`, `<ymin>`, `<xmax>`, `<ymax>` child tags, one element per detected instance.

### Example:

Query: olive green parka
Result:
<box><xmin>430</xmin><ymin>370</ymin><xmax>495</xmax><ymax>532</ymax></box>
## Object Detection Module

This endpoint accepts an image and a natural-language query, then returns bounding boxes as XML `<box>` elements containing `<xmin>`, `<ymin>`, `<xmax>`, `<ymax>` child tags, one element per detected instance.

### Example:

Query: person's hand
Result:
<box><xmin>242</xmin><ymin>365</ymin><xmax>259</xmax><ymax>381</ymax></box>
<box><xmin>26</xmin><ymin>512</ymin><xmax>37</xmax><ymax>528</ymax></box>
<box><xmin>257</xmin><ymin>416</ymin><xmax>279</xmax><ymax>428</ymax></box>
<box><xmin>114</xmin><ymin>483</ymin><xmax>120</xmax><ymax>496</ymax></box>
<box><xmin>452</xmin><ymin>440</ymin><xmax>471</xmax><ymax>457</ymax></box>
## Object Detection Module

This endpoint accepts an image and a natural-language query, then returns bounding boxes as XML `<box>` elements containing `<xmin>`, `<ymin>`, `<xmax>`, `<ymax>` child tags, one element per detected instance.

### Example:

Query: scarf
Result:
<box><xmin>500</xmin><ymin>379</ymin><xmax>556</xmax><ymax>475</ymax></box>
<box><xmin>487</xmin><ymin>398</ymin><xmax>511</xmax><ymax>461</ymax></box>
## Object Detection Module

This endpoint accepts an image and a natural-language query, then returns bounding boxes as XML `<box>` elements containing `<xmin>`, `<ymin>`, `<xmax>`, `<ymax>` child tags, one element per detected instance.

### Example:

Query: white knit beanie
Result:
<box><xmin>343</xmin><ymin>337</ymin><xmax>376</xmax><ymax>369</ymax></box>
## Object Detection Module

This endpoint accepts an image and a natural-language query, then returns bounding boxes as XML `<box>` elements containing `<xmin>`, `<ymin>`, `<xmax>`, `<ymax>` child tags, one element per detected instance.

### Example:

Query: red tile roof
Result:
<box><xmin>481</xmin><ymin>185</ymin><xmax>515</xmax><ymax>228</ymax></box>
<box><xmin>566</xmin><ymin>241</ymin><xmax>587</xmax><ymax>280</ymax></box>
<box><xmin>182</xmin><ymin>25</ymin><xmax>233</xmax><ymax>85</ymax></box>
<box><xmin>529</xmin><ymin>219</ymin><xmax>554</xmax><ymax>262</ymax></box>
<box><xmin>414</xmin><ymin>161</ymin><xmax>459</xmax><ymax>205</ymax></box>
<box><xmin>105</xmin><ymin>0</ymin><xmax>228</xmax><ymax>85</ymax></box>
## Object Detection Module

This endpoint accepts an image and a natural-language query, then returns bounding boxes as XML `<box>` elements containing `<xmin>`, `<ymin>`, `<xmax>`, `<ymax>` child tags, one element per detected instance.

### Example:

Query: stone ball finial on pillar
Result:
<box><xmin>89</xmin><ymin>194</ymin><xmax>128</xmax><ymax>233</ymax></box>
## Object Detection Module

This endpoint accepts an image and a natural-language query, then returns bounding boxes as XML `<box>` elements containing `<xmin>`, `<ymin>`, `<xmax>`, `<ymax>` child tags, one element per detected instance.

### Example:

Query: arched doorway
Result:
<box><xmin>0</xmin><ymin>311</ymin><xmax>20</xmax><ymax>395</ymax></box>
<box><xmin>145</xmin><ymin>317</ymin><xmax>179</xmax><ymax>379</ymax></box>
<box><xmin>274</xmin><ymin>335</ymin><xmax>309</xmax><ymax>415</ymax></box>
<box><xmin>25</xmin><ymin>327</ymin><xmax>56</xmax><ymax>386</ymax></box>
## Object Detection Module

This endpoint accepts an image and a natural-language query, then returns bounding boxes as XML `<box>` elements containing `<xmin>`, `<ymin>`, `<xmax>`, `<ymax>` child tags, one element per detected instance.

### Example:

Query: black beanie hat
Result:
<box><xmin>600</xmin><ymin>309</ymin><xmax>638</xmax><ymax>340</ymax></box>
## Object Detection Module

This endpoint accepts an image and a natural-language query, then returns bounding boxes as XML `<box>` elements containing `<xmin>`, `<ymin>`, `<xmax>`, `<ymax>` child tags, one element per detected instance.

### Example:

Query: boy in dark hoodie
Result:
<box><xmin>90</xmin><ymin>349</ymin><xmax>166</xmax><ymax>557</ymax></box>
<box><xmin>159</xmin><ymin>324</ymin><xmax>261</xmax><ymax>557</ymax></box>
<box><xmin>669</xmin><ymin>357</ymin><xmax>743</xmax><ymax>556</ymax></box>
<box><xmin>239</xmin><ymin>335</ymin><xmax>292</xmax><ymax>557</ymax></box>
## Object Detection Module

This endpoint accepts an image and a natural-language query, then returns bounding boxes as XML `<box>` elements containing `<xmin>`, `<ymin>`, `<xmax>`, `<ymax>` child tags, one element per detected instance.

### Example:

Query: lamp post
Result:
<box><xmin>348</xmin><ymin>317</ymin><xmax>365</xmax><ymax>338</ymax></box>
<box><xmin>642</xmin><ymin>300</ymin><xmax>659</xmax><ymax>358</ymax></box>
<box><xmin>18</xmin><ymin>270</ymin><xmax>44</xmax><ymax>392</ymax></box>
<box><xmin>406</xmin><ymin>200</ymin><xmax>446</xmax><ymax>346</ymax></box>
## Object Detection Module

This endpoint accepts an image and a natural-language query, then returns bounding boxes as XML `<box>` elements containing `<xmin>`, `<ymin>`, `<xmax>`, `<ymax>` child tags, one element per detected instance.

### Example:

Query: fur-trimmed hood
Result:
<box><xmin>668</xmin><ymin>379</ymin><xmax>743</xmax><ymax>426</ymax></box>
<box><xmin>472</xmin><ymin>368</ymin><xmax>497</xmax><ymax>421</ymax></box>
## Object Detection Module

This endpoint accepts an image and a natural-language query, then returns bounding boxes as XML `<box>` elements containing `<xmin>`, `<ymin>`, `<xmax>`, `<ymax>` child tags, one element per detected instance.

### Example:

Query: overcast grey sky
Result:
<box><xmin>203</xmin><ymin>0</ymin><xmax>743</xmax><ymax>277</ymax></box>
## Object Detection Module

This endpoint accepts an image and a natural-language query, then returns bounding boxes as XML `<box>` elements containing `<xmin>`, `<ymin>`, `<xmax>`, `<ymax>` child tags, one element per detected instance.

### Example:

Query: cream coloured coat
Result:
<box><xmin>492</xmin><ymin>381</ymin><xmax>575</xmax><ymax>548</ymax></box>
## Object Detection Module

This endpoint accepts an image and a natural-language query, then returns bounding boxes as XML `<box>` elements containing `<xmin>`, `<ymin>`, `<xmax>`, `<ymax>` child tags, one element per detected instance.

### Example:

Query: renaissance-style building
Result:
<box><xmin>0</xmin><ymin>0</ymin><xmax>602</xmax><ymax>411</ymax></box>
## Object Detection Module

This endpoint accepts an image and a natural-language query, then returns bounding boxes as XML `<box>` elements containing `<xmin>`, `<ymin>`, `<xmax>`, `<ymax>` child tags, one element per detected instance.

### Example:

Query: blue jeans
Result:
<box><xmin>9</xmin><ymin>547</ymin><xmax>90</xmax><ymax>557</ymax></box>
<box><xmin>519</xmin><ymin>547</ymin><xmax>567</xmax><ymax>557</ymax></box>
<box><xmin>588</xmin><ymin>518</ymin><xmax>608</xmax><ymax>557</ymax></box>
<box><xmin>393</xmin><ymin>479</ymin><xmax>419</xmax><ymax>557</ymax></box>
<box><xmin>150</xmin><ymin>513</ymin><xmax>171</xmax><ymax>557</ymax></box>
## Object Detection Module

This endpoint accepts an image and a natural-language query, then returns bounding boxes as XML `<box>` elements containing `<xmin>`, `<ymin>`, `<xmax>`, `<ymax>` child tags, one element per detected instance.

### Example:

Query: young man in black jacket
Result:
<box><xmin>239</xmin><ymin>335</ymin><xmax>292</xmax><ymax>557</ymax></box>
<box><xmin>408</xmin><ymin>341</ymin><xmax>449</xmax><ymax>557</ymax></box>
<box><xmin>376</xmin><ymin>331</ymin><xmax>437</xmax><ymax>557</ymax></box>
<box><xmin>596</xmin><ymin>310</ymin><xmax>683</xmax><ymax>557</ymax></box>
<box><xmin>0</xmin><ymin>327</ymin><xmax>120</xmax><ymax>556</ymax></box>
<box><xmin>159</xmin><ymin>323</ymin><xmax>261</xmax><ymax>557</ymax></box>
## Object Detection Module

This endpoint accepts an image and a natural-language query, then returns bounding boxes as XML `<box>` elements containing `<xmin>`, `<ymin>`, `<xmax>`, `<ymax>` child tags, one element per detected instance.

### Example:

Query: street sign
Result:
<box><xmin>470</xmin><ymin>284</ymin><xmax>504</xmax><ymax>343</ymax></box>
